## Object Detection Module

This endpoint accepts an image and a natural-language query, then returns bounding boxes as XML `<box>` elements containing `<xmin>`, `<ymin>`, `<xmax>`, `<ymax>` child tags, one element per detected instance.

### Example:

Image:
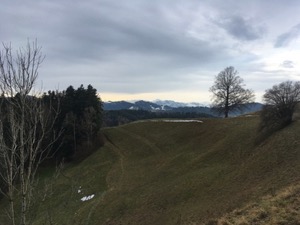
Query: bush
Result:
<box><xmin>258</xmin><ymin>81</ymin><xmax>300</xmax><ymax>140</ymax></box>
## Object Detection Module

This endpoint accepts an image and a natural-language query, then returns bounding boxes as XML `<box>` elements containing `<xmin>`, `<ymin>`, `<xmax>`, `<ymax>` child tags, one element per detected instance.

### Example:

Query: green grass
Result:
<box><xmin>1</xmin><ymin>116</ymin><xmax>300</xmax><ymax>224</ymax></box>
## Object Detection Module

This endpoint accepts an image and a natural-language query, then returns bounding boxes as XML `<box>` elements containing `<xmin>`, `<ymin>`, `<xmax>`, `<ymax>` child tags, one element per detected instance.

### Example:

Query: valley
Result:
<box><xmin>1</xmin><ymin>116</ymin><xmax>300</xmax><ymax>224</ymax></box>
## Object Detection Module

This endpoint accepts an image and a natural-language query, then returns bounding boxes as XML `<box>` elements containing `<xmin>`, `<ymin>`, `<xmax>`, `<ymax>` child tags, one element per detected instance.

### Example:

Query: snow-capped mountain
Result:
<box><xmin>103</xmin><ymin>100</ymin><xmax>172</xmax><ymax>111</ymax></box>
<box><xmin>103</xmin><ymin>100</ymin><xmax>263</xmax><ymax>116</ymax></box>
<box><xmin>103</xmin><ymin>100</ymin><xmax>207</xmax><ymax>111</ymax></box>
<box><xmin>153</xmin><ymin>100</ymin><xmax>209</xmax><ymax>108</ymax></box>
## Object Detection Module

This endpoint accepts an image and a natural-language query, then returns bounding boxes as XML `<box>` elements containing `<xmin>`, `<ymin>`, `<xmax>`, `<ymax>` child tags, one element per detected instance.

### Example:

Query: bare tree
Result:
<box><xmin>0</xmin><ymin>41</ymin><xmax>60</xmax><ymax>225</ymax></box>
<box><xmin>260</xmin><ymin>81</ymin><xmax>300</xmax><ymax>131</ymax></box>
<box><xmin>209</xmin><ymin>66</ymin><xmax>255</xmax><ymax>118</ymax></box>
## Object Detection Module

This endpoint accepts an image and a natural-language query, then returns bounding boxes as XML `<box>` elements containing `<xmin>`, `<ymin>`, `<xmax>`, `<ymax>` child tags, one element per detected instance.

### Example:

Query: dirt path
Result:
<box><xmin>103</xmin><ymin>133</ymin><xmax>126</xmax><ymax>189</ymax></box>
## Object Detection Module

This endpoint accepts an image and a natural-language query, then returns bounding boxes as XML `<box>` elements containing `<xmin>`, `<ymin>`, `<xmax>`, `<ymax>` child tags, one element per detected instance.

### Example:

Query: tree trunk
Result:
<box><xmin>225</xmin><ymin>87</ymin><xmax>229</xmax><ymax>118</ymax></box>
<box><xmin>225</xmin><ymin>109</ymin><xmax>229</xmax><ymax>118</ymax></box>
<box><xmin>20</xmin><ymin>104</ymin><xmax>27</xmax><ymax>225</ymax></box>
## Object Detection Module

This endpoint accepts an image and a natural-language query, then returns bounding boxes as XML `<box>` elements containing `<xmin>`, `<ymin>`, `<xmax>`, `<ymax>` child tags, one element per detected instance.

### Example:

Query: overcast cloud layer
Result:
<box><xmin>1</xmin><ymin>0</ymin><xmax>300</xmax><ymax>102</ymax></box>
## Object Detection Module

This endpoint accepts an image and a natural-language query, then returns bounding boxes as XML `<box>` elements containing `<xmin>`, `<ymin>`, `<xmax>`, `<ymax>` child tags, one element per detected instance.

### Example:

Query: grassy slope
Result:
<box><xmin>1</xmin><ymin>116</ymin><xmax>300</xmax><ymax>224</ymax></box>
<box><xmin>213</xmin><ymin>182</ymin><xmax>300</xmax><ymax>225</ymax></box>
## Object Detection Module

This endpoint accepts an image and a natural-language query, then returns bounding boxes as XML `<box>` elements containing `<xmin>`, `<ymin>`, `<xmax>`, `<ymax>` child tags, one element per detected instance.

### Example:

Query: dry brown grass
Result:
<box><xmin>209</xmin><ymin>183</ymin><xmax>300</xmax><ymax>225</ymax></box>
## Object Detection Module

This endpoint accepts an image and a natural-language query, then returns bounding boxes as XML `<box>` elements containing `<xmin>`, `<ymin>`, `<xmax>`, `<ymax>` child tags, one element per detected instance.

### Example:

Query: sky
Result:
<box><xmin>1</xmin><ymin>0</ymin><xmax>300</xmax><ymax>103</ymax></box>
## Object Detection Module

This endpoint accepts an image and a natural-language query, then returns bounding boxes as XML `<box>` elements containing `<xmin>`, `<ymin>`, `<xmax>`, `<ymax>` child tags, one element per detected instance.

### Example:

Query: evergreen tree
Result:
<box><xmin>42</xmin><ymin>84</ymin><xmax>103</xmax><ymax>161</ymax></box>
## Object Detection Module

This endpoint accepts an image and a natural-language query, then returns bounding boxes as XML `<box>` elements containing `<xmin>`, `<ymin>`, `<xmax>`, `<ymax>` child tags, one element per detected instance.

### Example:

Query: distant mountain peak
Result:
<box><xmin>153</xmin><ymin>99</ymin><xmax>208</xmax><ymax>108</ymax></box>
<box><xmin>103</xmin><ymin>100</ymin><xmax>263</xmax><ymax>116</ymax></box>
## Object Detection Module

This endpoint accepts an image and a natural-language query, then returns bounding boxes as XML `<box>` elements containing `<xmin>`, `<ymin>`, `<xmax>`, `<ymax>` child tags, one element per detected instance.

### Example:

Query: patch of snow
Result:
<box><xmin>78</xmin><ymin>186</ymin><xmax>82</xmax><ymax>193</ymax></box>
<box><xmin>244</xmin><ymin>115</ymin><xmax>257</xmax><ymax>117</ymax></box>
<box><xmin>134</xmin><ymin>119</ymin><xmax>204</xmax><ymax>124</ymax></box>
<box><xmin>150</xmin><ymin>105</ymin><xmax>161</xmax><ymax>111</ymax></box>
<box><xmin>145</xmin><ymin>119</ymin><xmax>203</xmax><ymax>123</ymax></box>
<box><xmin>161</xmin><ymin>120</ymin><xmax>203</xmax><ymax>123</ymax></box>
<box><xmin>185</xmin><ymin>102</ymin><xmax>210</xmax><ymax>107</ymax></box>
<box><xmin>153</xmin><ymin>100</ymin><xmax>210</xmax><ymax>108</ymax></box>
<box><xmin>129</xmin><ymin>106</ymin><xmax>139</xmax><ymax>110</ymax></box>
<box><xmin>81</xmin><ymin>194</ymin><xmax>95</xmax><ymax>202</ymax></box>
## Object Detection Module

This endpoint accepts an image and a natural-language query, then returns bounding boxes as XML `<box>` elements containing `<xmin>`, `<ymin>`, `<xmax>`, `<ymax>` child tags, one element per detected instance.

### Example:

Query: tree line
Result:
<box><xmin>43</xmin><ymin>84</ymin><xmax>103</xmax><ymax>161</ymax></box>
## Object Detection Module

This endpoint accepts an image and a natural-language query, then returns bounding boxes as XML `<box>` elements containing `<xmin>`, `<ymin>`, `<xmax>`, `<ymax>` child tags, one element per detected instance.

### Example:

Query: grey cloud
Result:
<box><xmin>39</xmin><ymin>0</ymin><xmax>234</xmax><ymax>72</ymax></box>
<box><xmin>280</xmin><ymin>60</ymin><xmax>294</xmax><ymax>68</ymax></box>
<box><xmin>274</xmin><ymin>24</ymin><xmax>300</xmax><ymax>47</ymax></box>
<box><xmin>31</xmin><ymin>0</ymin><xmax>231</xmax><ymax>93</ymax></box>
<box><xmin>1</xmin><ymin>0</ymin><xmax>288</xmax><ymax>100</ymax></box>
<box><xmin>215</xmin><ymin>15</ymin><xmax>265</xmax><ymax>41</ymax></box>
<box><xmin>0</xmin><ymin>0</ymin><xmax>257</xmax><ymax>67</ymax></box>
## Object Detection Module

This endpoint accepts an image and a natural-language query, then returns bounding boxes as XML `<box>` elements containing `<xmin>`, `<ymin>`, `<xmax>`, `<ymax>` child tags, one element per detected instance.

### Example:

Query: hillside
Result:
<box><xmin>1</xmin><ymin>116</ymin><xmax>300</xmax><ymax>224</ymax></box>
<box><xmin>212</xmin><ymin>182</ymin><xmax>300</xmax><ymax>224</ymax></box>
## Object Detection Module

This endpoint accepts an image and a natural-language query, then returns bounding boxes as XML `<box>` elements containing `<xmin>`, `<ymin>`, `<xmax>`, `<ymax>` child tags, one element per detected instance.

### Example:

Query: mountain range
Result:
<box><xmin>103</xmin><ymin>100</ymin><xmax>263</xmax><ymax>116</ymax></box>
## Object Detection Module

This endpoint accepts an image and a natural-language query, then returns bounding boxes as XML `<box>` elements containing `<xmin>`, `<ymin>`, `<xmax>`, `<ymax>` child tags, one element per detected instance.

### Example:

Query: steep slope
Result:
<box><xmin>1</xmin><ymin>117</ymin><xmax>300</xmax><ymax>225</ymax></box>
<box><xmin>210</xmin><ymin>182</ymin><xmax>300</xmax><ymax>225</ymax></box>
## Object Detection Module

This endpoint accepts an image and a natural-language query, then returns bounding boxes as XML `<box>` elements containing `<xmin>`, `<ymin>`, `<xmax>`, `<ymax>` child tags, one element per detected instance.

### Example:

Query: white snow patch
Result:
<box><xmin>81</xmin><ymin>194</ymin><xmax>95</xmax><ymax>202</ymax></box>
<box><xmin>145</xmin><ymin>119</ymin><xmax>203</xmax><ymax>123</ymax></box>
<box><xmin>134</xmin><ymin>119</ymin><xmax>204</xmax><ymax>124</ymax></box>
<box><xmin>161</xmin><ymin>120</ymin><xmax>203</xmax><ymax>123</ymax></box>
<box><xmin>78</xmin><ymin>186</ymin><xmax>82</xmax><ymax>193</ymax></box>
<box><xmin>150</xmin><ymin>105</ymin><xmax>161</xmax><ymax>110</ymax></box>
<box><xmin>129</xmin><ymin>106</ymin><xmax>139</xmax><ymax>110</ymax></box>
<box><xmin>244</xmin><ymin>115</ymin><xmax>255</xmax><ymax>117</ymax></box>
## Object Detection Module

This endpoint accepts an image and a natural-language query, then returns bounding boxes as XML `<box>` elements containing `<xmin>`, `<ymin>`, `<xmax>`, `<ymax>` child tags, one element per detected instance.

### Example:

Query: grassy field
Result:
<box><xmin>1</xmin><ymin>116</ymin><xmax>300</xmax><ymax>224</ymax></box>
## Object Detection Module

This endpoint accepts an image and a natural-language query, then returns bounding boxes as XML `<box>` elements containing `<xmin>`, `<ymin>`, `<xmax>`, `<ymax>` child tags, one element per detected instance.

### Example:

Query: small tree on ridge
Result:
<box><xmin>259</xmin><ymin>80</ymin><xmax>300</xmax><ymax>131</ymax></box>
